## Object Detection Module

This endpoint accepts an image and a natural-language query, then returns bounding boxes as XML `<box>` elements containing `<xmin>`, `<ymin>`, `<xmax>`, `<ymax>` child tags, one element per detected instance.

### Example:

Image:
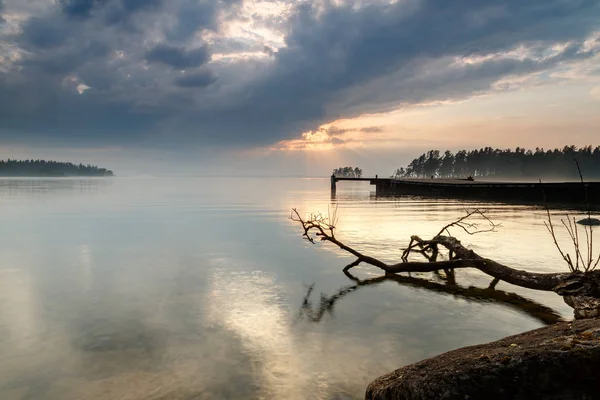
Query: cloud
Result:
<box><xmin>360</xmin><ymin>127</ymin><xmax>383</xmax><ymax>133</ymax></box>
<box><xmin>56</xmin><ymin>0</ymin><xmax>163</xmax><ymax>26</ymax></box>
<box><xmin>59</xmin><ymin>0</ymin><xmax>102</xmax><ymax>19</ymax></box>
<box><xmin>241</xmin><ymin>1</ymin><xmax>599</xmax><ymax>130</ymax></box>
<box><xmin>146</xmin><ymin>43</ymin><xmax>211</xmax><ymax>69</ymax></box>
<box><xmin>166</xmin><ymin>0</ymin><xmax>223</xmax><ymax>41</ymax></box>
<box><xmin>20</xmin><ymin>16</ymin><xmax>72</xmax><ymax>49</ymax></box>
<box><xmin>591</xmin><ymin>86</ymin><xmax>600</xmax><ymax>100</ymax></box>
<box><xmin>273</xmin><ymin>124</ymin><xmax>384</xmax><ymax>150</ymax></box>
<box><xmin>104</xmin><ymin>0</ymin><xmax>163</xmax><ymax>26</ymax></box>
<box><xmin>76</xmin><ymin>83</ymin><xmax>91</xmax><ymax>94</ymax></box>
<box><xmin>263</xmin><ymin>45</ymin><xmax>276</xmax><ymax>57</ymax></box>
<box><xmin>174</xmin><ymin>69</ymin><xmax>217</xmax><ymax>87</ymax></box>
<box><xmin>0</xmin><ymin>0</ymin><xmax>598</xmax><ymax>149</ymax></box>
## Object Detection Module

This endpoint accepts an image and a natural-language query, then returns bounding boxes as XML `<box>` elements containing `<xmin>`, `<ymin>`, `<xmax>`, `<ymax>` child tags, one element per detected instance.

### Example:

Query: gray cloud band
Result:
<box><xmin>0</xmin><ymin>0</ymin><xmax>598</xmax><ymax>148</ymax></box>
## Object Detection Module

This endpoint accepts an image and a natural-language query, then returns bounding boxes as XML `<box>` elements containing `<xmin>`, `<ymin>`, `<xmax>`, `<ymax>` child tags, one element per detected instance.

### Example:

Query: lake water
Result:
<box><xmin>0</xmin><ymin>177</ymin><xmax>587</xmax><ymax>399</ymax></box>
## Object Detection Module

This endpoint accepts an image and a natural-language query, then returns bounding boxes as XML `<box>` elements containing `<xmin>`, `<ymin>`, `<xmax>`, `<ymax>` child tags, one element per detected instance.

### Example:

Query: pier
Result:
<box><xmin>331</xmin><ymin>176</ymin><xmax>600</xmax><ymax>205</ymax></box>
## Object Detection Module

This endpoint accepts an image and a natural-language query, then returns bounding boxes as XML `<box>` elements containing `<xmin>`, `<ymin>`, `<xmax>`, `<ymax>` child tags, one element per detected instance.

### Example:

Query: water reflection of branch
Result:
<box><xmin>298</xmin><ymin>271</ymin><xmax>563</xmax><ymax>326</ymax></box>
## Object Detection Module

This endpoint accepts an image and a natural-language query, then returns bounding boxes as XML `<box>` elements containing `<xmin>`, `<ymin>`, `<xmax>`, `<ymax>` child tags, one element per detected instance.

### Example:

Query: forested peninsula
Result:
<box><xmin>392</xmin><ymin>145</ymin><xmax>600</xmax><ymax>180</ymax></box>
<box><xmin>0</xmin><ymin>160</ymin><xmax>114</xmax><ymax>177</ymax></box>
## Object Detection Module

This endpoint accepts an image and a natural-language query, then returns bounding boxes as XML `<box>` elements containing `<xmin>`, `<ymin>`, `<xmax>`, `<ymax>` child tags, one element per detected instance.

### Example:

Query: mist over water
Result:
<box><xmin>0</xmin><ymin>178</ymin><xmax>586</xmax><ymax>399</ymax></box>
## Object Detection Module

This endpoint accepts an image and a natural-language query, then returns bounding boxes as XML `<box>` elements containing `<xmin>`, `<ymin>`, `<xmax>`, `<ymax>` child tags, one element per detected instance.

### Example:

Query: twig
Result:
<box><xmin>541</xmin><ymin>160</ymin><xmax>599</xmax><ymax>273</ymax></box>
<box><xmin>541</xmin><ymin>180</ymin><xmax>576</xmax><ymax>272</ymax></box>
<box><xmin>435</xmin><ymin>208</ymin><xmax>500</xmax><ymax>237</ymax></box>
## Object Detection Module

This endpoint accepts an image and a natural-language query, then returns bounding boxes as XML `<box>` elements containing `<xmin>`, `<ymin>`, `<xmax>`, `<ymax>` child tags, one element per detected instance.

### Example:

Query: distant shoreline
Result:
<box><xmin>0</xmin><ymin>160</ymin><xmax>114</xmax><ymax>177</ymax></box>
<box><xmin>0</xmin><ymin>174</ymin><xmax>115</xmax><ymax>177</ymax></box>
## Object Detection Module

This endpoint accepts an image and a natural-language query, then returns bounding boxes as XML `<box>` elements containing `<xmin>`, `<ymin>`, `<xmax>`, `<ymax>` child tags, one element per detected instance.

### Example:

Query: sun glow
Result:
<box><xmin>273</xmin><ymin>120</ymin><xmax>392</xmax><ymax>152</ymax></box>
<box><xmin>275</xmin><ymin>128</ymin><xmax>337</xmax><ymax>151</ymax></box>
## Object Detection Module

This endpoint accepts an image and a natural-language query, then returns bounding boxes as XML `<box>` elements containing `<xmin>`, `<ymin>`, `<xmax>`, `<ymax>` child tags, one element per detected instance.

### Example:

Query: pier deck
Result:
<box><xmin>331</xmin><ymin>177</ymin><xmax>600</xmax><ymax>205</ymax></box>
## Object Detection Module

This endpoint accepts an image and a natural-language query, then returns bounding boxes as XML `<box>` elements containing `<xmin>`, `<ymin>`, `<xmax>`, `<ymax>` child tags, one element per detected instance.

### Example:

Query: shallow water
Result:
<box><xmin>0</xmin><ymin>177</ymin><xmax>588</xmax><ymax>399</ymax></box>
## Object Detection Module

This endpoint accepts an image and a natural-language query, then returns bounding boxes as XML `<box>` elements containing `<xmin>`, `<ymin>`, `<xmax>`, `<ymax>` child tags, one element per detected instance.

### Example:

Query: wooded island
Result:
<box><xmin>0</xmin><ymin>160</ymin><xmax>114</xmax><ymax>177</ymax></box>
<box><xmin>392</xmin><ymin>145</ymin><xmax>600</xmax><ymax>180</ymax></box>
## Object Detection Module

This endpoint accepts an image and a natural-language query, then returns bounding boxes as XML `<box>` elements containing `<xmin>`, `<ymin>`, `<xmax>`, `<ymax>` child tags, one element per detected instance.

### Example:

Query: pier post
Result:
<box><xmin>331</xmin><ymin>174</ymin><xmax>337</xmax><ymax>192</ymax></box>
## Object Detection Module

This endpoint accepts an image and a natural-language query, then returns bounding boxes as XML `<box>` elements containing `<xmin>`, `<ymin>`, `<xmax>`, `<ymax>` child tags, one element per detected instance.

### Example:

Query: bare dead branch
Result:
<box><xmin>292</xmin><ymin>203</ymin><xmax>600</xmax><ymax>319</ymax></box>
<box><xmin>576</xmin><ymin>158</ymin><xmax>599</xmax><ymax>273</ymax></box>
<box><xmin>540</xmin><ymin>160</ymin><xmax>599</xmax><ymax>273</ymax></box>
<box><xmin>435</xmin><ymin>208</ymin><xmax>500</xmax><ymax>237</ymax></box>
<box><xmin>291</xmin><ymin>208</ymin><xmax>390</xmax><ymax>271</ymax></box>
<box><xmin>344</xmin><ymin>258</ymin><xmax>363</xmax><ymax>271</ymax></box>
<box><xmin>292</xmin><ymin>208</ymin><xmax>569</xmax><ymax>291</ymax></box>
<box><xmin>543</xmin><ymin>214</ymin><xmax>573</xmax><ymax>271</ymax></box>
<box><xmin>387</xmin><ymin>235</ymin><xmax>570</xmax><ymax>291</ymax></box>
<box><xmin>489</xmin><ymin>277</ymin><xmax>500</xmax><ymax>290</ymax></box>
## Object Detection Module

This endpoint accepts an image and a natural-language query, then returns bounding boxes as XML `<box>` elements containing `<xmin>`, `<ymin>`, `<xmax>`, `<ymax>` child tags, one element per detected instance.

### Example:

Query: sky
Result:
<box><xmin>0</xmin><ymin>0</ymin><xmax>599</xmax><ymax>176</ymax></box>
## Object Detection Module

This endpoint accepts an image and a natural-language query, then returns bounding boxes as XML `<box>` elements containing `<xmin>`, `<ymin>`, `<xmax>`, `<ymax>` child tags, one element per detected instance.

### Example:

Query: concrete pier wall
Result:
<box><xmin>332</xmin><ymin>177</ymin><xmax>600</xmax><ymax>205</ymax></box>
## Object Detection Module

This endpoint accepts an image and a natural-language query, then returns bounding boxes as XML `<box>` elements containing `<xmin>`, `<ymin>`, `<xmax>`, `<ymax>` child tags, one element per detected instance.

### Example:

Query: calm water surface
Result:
<box><xmin>0</xmin><ymin>178</ymin><xmax>586</xmax><ymax>399</ymax></box>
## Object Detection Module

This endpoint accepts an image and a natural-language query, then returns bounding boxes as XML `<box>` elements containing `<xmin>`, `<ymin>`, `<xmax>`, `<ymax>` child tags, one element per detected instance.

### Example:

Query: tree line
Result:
<box><xmin>0</xmin><ymin>159</ymin><xmax>114</xmax><ymax>177</ymax></box>
<box><xmin>333</xmin><ymin>167</ymin><xmax>363</xmax><ymax>178</ymax></box>
<box><xmin>391</xmin><ymin>146</ymin><xmax>600</xmax><ymax>180</ymax></box>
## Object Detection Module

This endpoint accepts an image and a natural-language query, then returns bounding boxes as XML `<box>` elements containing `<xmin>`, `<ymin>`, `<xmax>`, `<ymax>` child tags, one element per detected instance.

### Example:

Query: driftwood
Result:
<box><xmin>291</xmin><ymin>208</ymin><xmax>600</xmax><ymax>319</ymax></box>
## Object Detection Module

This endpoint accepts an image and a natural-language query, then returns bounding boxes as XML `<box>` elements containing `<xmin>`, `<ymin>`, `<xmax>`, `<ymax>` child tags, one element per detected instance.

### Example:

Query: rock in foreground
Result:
<box><xmin>366</xmin><ymin>318</ymin><xmax>600</xmax><ymax>400</ymax></box>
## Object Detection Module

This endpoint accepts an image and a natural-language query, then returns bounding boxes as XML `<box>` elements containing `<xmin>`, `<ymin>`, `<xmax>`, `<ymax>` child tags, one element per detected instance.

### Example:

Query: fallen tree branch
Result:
<box><xmin>292</xmin><ymin>208</ymin><xmax>568</xmax><ymax>291</ymax></box>
<box><xmin>392</xmin><ymin>235</ymin><xmax>570</xmax><ymax>291</ymax></box>
<box><xmin>292</xmin><ymin>207</ymin><xmax>600</xmax><ymax>318</ymax></box>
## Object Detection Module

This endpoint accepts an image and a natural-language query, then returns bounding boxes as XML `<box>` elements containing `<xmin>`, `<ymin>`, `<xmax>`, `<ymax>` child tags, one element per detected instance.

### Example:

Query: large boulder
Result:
<box><xmin>577</xmin><ymin>217</ymin><xmax>600</xmax><ymax>226</ymax></box>
<box><xmin>366</xmin><ymin>318</ymin><xmax>600</xmax><ymax>400</ymax></box>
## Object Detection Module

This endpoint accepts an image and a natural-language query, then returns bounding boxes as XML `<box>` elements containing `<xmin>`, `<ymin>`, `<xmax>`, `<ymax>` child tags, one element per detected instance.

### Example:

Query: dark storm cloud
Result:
<box><xmin>167</xmin><ymin>1</ymin><xmax>218</xmax><ymax>41</ymax></box>
<box><xmin>254</xmin><ymin>0</ymin><xmax>597</xmax><ymax>105</ymax></box>
<box><xmin>209</xmin><ymin>0</ymin><xmax>599</xmax><ymax>145</ymax></box>
<box><xmin>0</xmin><ymin>0</ymin><xmax>598</xmax><ymax>148</ymax></box>
<box><xmin>0</xmin><ymin>72</ymin><xmax>162</xmax><ymax>146</ymax></box>
<box><xmin>174</xmin><ymin>70</ymin><xmax>217</xmax><ymax>88</ymax></box>
<box><xmin>122</xmin><ymin>0</ymin><xmax>162</xmax><ymax>13</ymax></box>
<box><xmin>21</xmin><ymin>40</ymin><xmax>111</xmax><ymax>75</ymax></box>
<box><xmin>59</xmin><ymin>0</ymin><xmax>103</xmax><ymax>19</ymax></box>
<box><xmin>164</xmin><ymin>0</ymin><xmax>242</xmax><ymax>42</ymax></box>
<box><xmin>58</xmin><ymin>0</ymin><xmax>162</xmax><ymax>23</ymax></box>
<box><xmin>146</xmin><ymin>44</ymin><xmax>211</xmax><ymax>69</ymax></box>
<box><xmin>20</xmin><ymin>17</ymin><xmax>72</xmax><ymax>49</ymax></box>
<box><xmin>104</xmin><ymin>0</ymin><xmax>162</xmax><ymax>25</ymax></box>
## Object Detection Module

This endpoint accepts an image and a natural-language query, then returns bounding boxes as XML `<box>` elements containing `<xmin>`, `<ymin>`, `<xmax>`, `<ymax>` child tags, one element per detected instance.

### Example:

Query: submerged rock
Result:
<box><xmin>366</xmin><ymin>318</ymin><xmax>600</xmax><ymax>400</ymax></box>
<box><xmin>577</xmin><ymin>217</ymin><xmax>600</xmax><ymax>226</ymax></box>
